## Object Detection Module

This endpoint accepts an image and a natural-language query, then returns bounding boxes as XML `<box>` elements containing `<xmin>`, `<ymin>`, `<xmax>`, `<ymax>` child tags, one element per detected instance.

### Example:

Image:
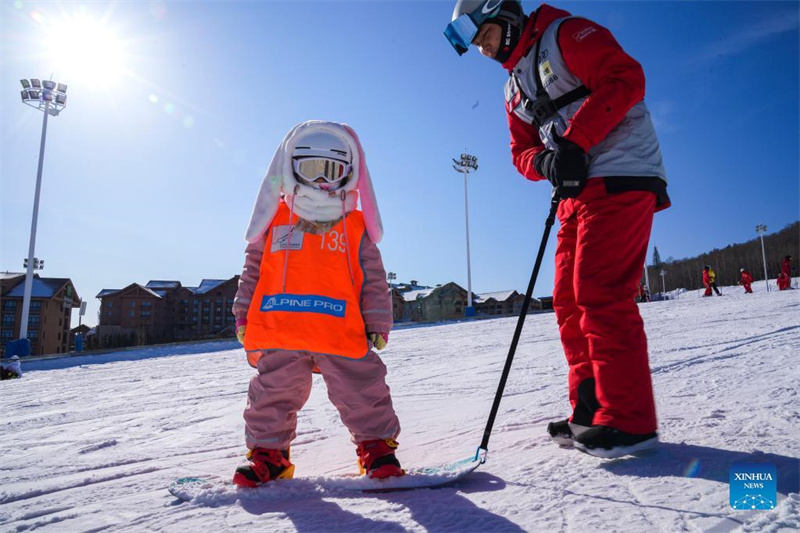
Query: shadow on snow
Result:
<box><xmin>235</xmin><ymin>471</ymin><xmax>524</xmax><ymax>533</ymax></box>
<box><xmin>599</xmin><ymin>442</ymin><xmax>798</xmax><ymax>497</ymax></box>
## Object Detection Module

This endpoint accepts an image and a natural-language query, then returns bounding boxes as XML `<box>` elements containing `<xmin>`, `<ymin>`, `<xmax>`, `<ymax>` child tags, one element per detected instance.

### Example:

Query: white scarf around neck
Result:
<box><xmin>245</xmin><ymin>120</ymin><xmax>383</xmax><ymax>243</ymax></box>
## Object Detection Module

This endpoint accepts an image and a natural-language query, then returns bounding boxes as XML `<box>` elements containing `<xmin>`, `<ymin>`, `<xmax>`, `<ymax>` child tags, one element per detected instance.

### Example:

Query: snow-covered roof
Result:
<box><xmin>138</xmin><ymin>286</ymin><xmax>163</xmax><ymax>299</ymax></box>
<box><xmin>402</xmin><ymin>289</ymin><xmax>435</xmax><ymax>302</ymax></box>
<box><xmin>0</xmin><ymin>272</ymin><xmax>25</xmax><ymax>280</ymax></box>
<box><xmin>152</xmin><ymin>290</ymin><xmax>168</xmax><ymax>298</ymax></box>
<box><xmin>476</xmin><ymin>290</ymin><xmax>518</xmax><ymax>303</ymax></box>
<box><xmin>96</xmin><ymin>284</ymin><xmax>162</xmax><ymax>299</ymax></box>
<box><xmin>96</xmin><ymin>289</ymin><xmax>120</xmax><ymax>298</ymax></box>
<box><xmin>188</xmin><ymin>279</ymin><xmax>227</xmax><ymax>295</ymax></box>
<box><xmin>145</xmin><ymin>281</ymin><xmax>181</xmax><ymax>289</ymax></box>
<box><xmin>6</xmin><ymin>277</ymin><xmax>69</xmax><ymax>299</ymax></box>
<box><xmin>391</xmin><ymin>282</ymin><xmax>433</xmax><ymax>293</ymax></box>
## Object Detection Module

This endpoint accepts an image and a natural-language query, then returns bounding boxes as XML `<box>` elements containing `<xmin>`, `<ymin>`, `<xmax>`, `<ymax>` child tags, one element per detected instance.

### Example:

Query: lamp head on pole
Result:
<box><xmin>453</xmin><ymin>152</ymin><xmax>478</xmax><ymax>173</ymax></box>
<box><xmin>19</xmin><ymin>78</ymin><xmax>68</xmax><ymax>116</ymax></box>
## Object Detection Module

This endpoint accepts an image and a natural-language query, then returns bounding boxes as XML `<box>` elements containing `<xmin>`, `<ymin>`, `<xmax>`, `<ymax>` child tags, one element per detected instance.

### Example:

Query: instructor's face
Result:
<box><xmin>473</xmin><ymin>23</ymin><xmax>501</xmax><ymax>59</ymax></box>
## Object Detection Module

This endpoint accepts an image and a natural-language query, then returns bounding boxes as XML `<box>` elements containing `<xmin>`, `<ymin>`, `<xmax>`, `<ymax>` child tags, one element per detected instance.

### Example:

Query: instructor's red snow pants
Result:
<box><xmin>553</xmin><ymin>180</ymin><xmax>658</xmax><ymax>434</ymax></box>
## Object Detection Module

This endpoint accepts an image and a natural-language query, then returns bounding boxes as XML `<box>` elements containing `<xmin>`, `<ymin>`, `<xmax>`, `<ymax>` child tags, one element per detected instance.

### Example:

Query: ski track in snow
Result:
<box><xmin>1</xmin><ymin>284</ymin><xmax>798</xmax><ymax>532</ymax></box>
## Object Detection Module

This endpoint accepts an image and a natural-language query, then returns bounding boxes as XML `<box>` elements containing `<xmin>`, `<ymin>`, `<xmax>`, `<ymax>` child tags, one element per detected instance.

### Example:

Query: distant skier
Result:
<box><xmin>738</xmin><ymin>268</ymin><xmax>753</xmax><ymax>294</ymax></box>
<box><xmin>703</xmin><ymin>266</ymin><xmax>721</xmax><ymax>296</ymax></box>
<box><xmin>777</xmin><ymin>255</ymin><xmax>792</xmax><ymax>290</ymax></box>
<box><xmin>230</xmin><ymin>121</ymin><xmax>402</xmax><ymax>487</ymax></box>
<box><xmin>637</xmin><ymin>283</ymin><xmax>650</xmax><ymax>303</ymax></box>
<box><xmin>444</xmin><ymin>0</ymin><xmax>668</xmax><ymax>457</ymax></box>
<box><xmin>0</xmin><ymin>355</ymin><xmax>22</xmax><ymax>380</ymax></box>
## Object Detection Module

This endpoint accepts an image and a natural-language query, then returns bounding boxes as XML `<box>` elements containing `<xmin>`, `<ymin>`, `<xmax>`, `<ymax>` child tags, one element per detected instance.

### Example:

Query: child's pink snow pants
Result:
<box><xmin>244</xmin><ymin>349</ymin><xmax>401</xmax><ymax>450</ymax></box>
<box><xmin>553</xmin><ymin>182</ymin><xmax>658</xmax><ymax>435</ymax></box>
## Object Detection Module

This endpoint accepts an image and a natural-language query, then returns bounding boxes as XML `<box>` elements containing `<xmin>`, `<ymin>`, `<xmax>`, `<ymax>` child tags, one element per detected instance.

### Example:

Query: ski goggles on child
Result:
<box><xmin>292</xmin><ymin>157</ymin><xmax>352</xmax><ymax>185</ymax></box>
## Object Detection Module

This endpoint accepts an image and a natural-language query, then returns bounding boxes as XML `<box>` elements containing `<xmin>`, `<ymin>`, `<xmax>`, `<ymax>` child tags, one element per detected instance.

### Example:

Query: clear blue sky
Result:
<box><xmin>2</xmin><ymin>1</ymin><xmax>798</xmax><ymax>327</ymax></box>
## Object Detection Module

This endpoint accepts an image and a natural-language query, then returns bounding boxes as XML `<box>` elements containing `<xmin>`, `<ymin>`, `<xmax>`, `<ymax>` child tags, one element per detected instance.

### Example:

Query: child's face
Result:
<box><xmin>313</xmin><ymin>176</ymin><xmax>344</xmax><ymax>191</ymax></box>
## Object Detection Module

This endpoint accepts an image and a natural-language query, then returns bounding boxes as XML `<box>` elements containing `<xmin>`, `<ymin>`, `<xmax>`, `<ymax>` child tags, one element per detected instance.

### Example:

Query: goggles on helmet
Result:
<box><xmin>444</xmin><ymin>0</ymin><xmax>504</xmax><ymax>55</ymax></box>
<box><xmin>444</xmin><ymin>14</ymin><xmax>479</xmax><ymax>55</ymax></box>
<box><xmin>292</xmin><ymin>157</ymin><xmax>351</xmax><ymax>187</ymax></box>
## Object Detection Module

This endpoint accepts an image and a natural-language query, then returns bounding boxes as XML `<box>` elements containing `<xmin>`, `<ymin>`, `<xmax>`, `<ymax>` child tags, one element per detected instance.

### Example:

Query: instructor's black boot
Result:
<box><xmin>548</xmin><ymin>379</ymin><xmax>599</xmax><ymax>448</ymax></box>
<box><xmin>547</xmin><ymin>419</ymin><xmax>574</xmax><ymax>448</ymax></box>
<box><xmin>574</xmin><ymin>426</ymin><xmax>659</xmax><ymax>458</ymax></box>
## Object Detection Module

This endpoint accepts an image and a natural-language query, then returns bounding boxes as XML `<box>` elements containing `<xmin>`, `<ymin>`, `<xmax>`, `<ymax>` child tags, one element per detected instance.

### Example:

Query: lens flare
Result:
<box><xmin>43</xmin><ymin>12</ymin><xmax>129</xmax><ymax>87</ymax></box>
<box><xmin>683</xmin><ymin>458</ymin><xmax>701</xmax><ymax>478</ymax></box>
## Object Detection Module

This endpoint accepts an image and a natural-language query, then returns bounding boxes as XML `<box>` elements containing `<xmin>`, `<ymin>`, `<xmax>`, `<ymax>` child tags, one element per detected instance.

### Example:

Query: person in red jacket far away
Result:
<box><xmin>444</xmin><ymin>1</ymin><xmax>669</xmax><ymax>458</ymax></box>
<box><xmin>738</xmin><ymin>268</ymin><xmax>753</xmax><ymax>294</ymax></box>
<box><xmin>637</xmin><ymin>282</ymin><xmax>650</xmax><ymax>302</ymax></box>
<box><xmin>777</xmin><ymin>255</ymin><xmax>792</xmax><ymax>290</ymax></box>
<box><xmin>703</xmin><ymin>266</ymin><xmax>722</xmax><ymax>296</ymax></box>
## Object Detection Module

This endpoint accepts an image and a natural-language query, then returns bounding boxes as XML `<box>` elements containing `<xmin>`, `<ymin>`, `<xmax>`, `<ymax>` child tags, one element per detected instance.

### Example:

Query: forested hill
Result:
<box><xmin>646</xmin><ymin>221</ymin><xmax>799</xmax><ymax>292</ymax></box>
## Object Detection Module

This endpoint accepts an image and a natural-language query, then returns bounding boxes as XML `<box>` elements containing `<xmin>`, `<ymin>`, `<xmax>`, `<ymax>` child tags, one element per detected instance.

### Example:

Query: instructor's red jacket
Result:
<box><xmin>503</xmin><ymin>4</ymin><xmax>669</xmax><ymax>211</ymax></box>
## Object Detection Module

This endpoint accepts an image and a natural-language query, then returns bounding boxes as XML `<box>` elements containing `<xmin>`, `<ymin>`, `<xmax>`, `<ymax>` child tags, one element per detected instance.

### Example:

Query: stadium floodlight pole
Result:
<box><xmin>755</xmin><ymin>224</ymin><xmax>769</xmax><ymax>292</ymax></box>
<box><xmin>452</xmin><ymin>153</ymin><xmax>478</xmax><ymax>316</ymax></box>
<box><xmin>17</xmin><ymin>78</ymin><xmax>67</xmax><ymax>342</ymax></box>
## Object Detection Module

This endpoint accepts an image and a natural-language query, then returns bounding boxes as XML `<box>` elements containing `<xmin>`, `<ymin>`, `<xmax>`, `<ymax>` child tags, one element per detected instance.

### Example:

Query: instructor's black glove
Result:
<box><xmin>534</xmin><ymin>133</ymin><xmax>588</xmax><ymax>199</ymax></box>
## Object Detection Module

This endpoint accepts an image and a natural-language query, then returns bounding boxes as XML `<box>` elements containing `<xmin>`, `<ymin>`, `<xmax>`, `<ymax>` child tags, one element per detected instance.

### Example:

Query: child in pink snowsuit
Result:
<box><xmin>231</xmin><ymin>121</ymin><xmax>402</xmax><ymax>487</ymax></box>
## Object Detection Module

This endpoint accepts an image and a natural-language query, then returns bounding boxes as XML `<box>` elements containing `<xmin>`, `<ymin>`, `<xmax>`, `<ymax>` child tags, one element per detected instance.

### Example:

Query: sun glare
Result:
<box><xmin>43</xmin><ymin>12</ymin><xmax>128</xmax><ymax>88</ymax></box>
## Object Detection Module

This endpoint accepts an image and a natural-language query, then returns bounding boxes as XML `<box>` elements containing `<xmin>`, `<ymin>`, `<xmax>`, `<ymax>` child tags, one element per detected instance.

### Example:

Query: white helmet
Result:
<box><xmin>291</xmin><ymin>130</ymin><xmax>353</xmax><ymax>191</ymax></box>
<box><xmin>451</xmin><ymin>0</ymin><xmax>505</xmax><ymax>21</ymax></box>
<box><xmin>292</xmin><ymin>130</ymin><xmax>351</xmax><ymax>162</ymax></box>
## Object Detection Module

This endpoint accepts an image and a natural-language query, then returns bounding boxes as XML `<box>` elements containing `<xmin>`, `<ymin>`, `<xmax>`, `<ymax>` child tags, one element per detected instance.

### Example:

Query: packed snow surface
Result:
<box><xmin>1</xmin><ymin>284</ymin><xmax>798</xmax><ymax>532</ymax></box>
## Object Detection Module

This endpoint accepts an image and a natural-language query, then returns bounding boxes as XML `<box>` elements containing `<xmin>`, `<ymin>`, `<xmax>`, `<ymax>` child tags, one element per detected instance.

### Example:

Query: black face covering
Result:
<box><xmin>487</xmin><ymin>1</ymin><xmax>526</xmax><ymax>64</ymax></box>
<box><xmin>490</xmin><ymin>19</ymin><xmax>522</xmax><ymax>64</ymax></box>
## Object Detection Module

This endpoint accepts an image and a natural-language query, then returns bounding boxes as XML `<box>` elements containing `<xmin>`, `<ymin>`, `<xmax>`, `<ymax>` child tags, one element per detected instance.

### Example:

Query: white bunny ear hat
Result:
<box><xmin>245</xmin><ymin>120</ymin><xmax>384</xmax><ymax>244</ymax></box>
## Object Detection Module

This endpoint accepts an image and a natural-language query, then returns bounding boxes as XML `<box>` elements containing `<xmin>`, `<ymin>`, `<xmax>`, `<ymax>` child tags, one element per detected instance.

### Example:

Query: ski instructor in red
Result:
<box><xmin>445</xmin><ymin>1</ymin><xmax>670</xmax><ymax>458</ymax></box>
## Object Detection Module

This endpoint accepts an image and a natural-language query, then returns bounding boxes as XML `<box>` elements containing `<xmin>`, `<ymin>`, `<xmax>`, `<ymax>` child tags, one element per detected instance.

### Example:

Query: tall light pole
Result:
<box><xmin>660</xmin><ymin>269</ymin><xmax>667</xmax><ymax>295</ymax></box>
<box><xmin>452</xmin><ymin>153</ymin><xmax>478</xmax><ymax>316</ymax></box>
<box><xmin>16</xmin><ymin>78</ymin><xmax>68</xmax><ymax>348</ymax></box>
<box><xmin>756</xmin><ymin>224</ymin><xmax>769</xmax><ymax>292</ymax></box>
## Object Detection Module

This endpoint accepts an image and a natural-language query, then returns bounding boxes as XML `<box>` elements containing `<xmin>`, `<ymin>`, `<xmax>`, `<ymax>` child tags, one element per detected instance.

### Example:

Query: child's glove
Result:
<box><xmin>235</xmin><ymin>318</ymin><xmax>247</xmax><ymax>345</ymax></box>
<box><xmin>368</xmin><ymin>332</ymin><xmax>388</xmax><ymax>351</ymax></box>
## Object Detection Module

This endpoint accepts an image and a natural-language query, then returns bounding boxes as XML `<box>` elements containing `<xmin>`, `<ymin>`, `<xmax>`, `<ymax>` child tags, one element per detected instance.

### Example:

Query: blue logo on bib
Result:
<box><xmin>260</xmin><ymin>294</ymin><xmax>346</xmax><ymax>318</ymax></box>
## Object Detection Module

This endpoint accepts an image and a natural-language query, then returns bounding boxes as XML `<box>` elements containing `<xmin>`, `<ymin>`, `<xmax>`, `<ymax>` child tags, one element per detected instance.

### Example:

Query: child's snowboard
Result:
<box><xmin>169</xmin><ymin>454</ymin><xmax>482</xmax><ymax>504</ymax></box>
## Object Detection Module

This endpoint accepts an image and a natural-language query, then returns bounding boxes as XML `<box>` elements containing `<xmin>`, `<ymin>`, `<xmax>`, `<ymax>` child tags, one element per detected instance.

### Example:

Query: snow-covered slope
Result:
<box><xmin>1</xmin><ymin>284</ymin><xmax>798</xmax><ymax>532</ymax></box>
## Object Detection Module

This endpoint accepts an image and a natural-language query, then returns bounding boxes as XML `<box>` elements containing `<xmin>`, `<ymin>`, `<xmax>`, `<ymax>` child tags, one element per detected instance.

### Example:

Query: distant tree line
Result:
<box><xmin>645</xmin><ymin>222</ymin><xmax>799</xmax><ymax>292</ymax></box>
